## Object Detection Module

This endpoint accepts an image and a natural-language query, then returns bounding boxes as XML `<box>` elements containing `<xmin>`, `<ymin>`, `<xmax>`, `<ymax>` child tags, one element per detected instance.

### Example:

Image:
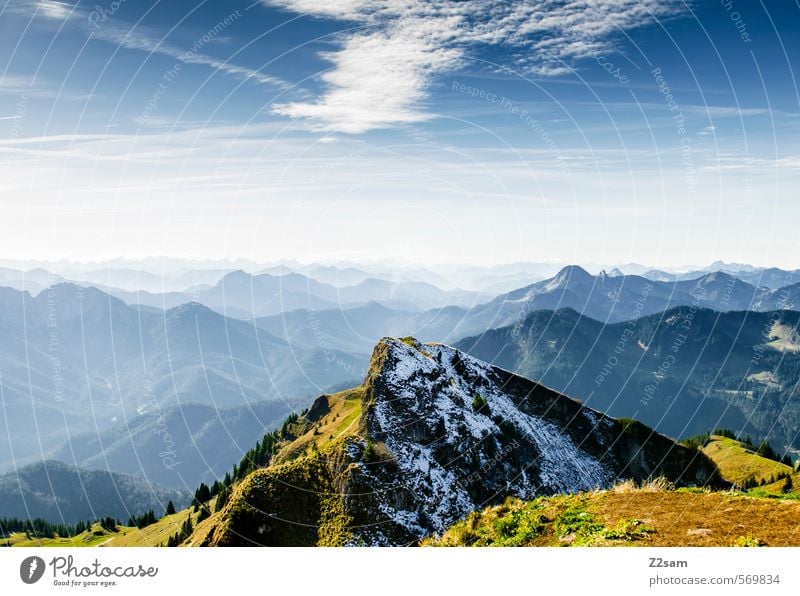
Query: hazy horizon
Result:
<box><xmin>2</xmin><ymin>1</ymin><xmax>799</xmax><ymax>267</ymax></box>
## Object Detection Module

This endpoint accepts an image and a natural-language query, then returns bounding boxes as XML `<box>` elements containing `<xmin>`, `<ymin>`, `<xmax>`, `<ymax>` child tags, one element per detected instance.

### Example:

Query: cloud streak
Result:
<box><xmin>8</xmin><ymin>0</ymin><xmax>293</xmax><ymax>91</ymax></box>
<box><xmin>266</xmin><ymin>0</ymin><xmax>688</xmax><ymax>133</ymax></box>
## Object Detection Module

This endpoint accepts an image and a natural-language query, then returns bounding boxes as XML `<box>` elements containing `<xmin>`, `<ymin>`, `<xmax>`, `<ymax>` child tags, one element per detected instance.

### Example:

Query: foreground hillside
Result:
<box><xmin>425</xmin><ymin>486</ymin><xmax>800</xmax><ymax>547</ymax></box>
<box><xmin>190</xmin><ymin>337</ymin><xmax>720</xmax><ymax>546</ymax></box>
<box><xmin>428</xmin><ymin>432</ymin><xmax>800</xmax><ymax>547</ymax></box>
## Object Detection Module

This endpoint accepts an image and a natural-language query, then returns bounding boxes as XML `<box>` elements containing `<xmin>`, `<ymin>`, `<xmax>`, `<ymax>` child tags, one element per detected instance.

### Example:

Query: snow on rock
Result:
<box><xmin>355</xmin><ymin>337</ymin><xmax>614</xmax><ymax>543</ymax></box>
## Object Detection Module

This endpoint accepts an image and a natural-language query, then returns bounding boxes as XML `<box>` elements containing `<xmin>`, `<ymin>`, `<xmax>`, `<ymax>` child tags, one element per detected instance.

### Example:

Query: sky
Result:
<box><xmin>1</xmin><ymin>0</ymin><xmax>799</xmax><ymax>268</ymax></box>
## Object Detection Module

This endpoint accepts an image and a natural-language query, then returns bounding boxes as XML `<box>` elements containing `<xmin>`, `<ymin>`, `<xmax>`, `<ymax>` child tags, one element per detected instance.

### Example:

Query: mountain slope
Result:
<box><xmin>0</xmin><ymin>460</ymin><xmax>189</xmax><ymax>524</ymax></box>
<box><xmin>456</xmin><ymin>307</ymin><xmax>800</xmax><ymax>447</ymax></box>
<box><xmin>0</xmin><ymin>284</ymin><xmax>363</xmax><ymax>470</ymax></box>
<box><xmin>51</xmin><ymin>401</ymin><xmax>294</xmax><ymax>489</ymax></box>
<box><xmin>194</xmin><ymin>338</ymin><xmax>720</xmax><ymax>546</ymax></box>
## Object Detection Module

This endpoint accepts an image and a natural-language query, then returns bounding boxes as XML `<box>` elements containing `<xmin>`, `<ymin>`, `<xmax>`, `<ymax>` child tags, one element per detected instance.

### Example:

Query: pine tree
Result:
<box><xmin>166</xmin><ymin>501</ymin><xmax>176</xmax><ymax>515</ymax></box>
<box><xmin>783</xmin><ymin>475</ymin><xmax>794</xmax><ymax>494</ymax></box>
<box><xmin>215</xmin><ymin>487</ymin><xmax>229</xmax><ymax>512</ymax></box>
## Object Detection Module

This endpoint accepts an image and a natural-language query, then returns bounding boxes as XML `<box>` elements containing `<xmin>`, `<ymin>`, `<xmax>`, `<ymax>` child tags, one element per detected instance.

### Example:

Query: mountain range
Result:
<box><xmin>0</xmin><ymin>283</ymin><xmax>361</xmax><ymax>471</ymax></box>
<box><xmin>2</xmin><ymin>261</ymin><xmax>800</xmax><ymax>524</ymax></box>
<box><xmin>108</xmin><ymin>269</ymin><xmax>489</xmax><ymax>317</ymax></box>
<box><xmin>252</xmin><ymin>265</ymin><xmax>800</xmax><ymax>357</ymax></box>
<box><xmin>457</xmin><ymin>307</ymin><xmax>800</xmax><ymax>448</ymax></box>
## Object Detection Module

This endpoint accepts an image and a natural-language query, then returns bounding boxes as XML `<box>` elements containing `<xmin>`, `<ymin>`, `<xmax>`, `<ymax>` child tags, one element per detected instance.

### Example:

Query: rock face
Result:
<box><xmin>200</xmin><ymin>338</ymin><xmax>722</xmax><ymax>546</ymax></box>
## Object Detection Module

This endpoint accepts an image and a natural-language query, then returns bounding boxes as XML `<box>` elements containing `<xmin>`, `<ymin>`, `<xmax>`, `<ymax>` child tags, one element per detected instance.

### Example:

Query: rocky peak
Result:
<box><xmin>201</xmin><ymin>337</ymin><xmax>722</xmax><ymax>546</ymax></box>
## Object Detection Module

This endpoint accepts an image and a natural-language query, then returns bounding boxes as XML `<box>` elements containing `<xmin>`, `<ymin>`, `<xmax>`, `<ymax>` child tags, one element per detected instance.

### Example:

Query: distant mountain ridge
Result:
<box><xmin>641</xmin><ymin>265</ymin><xmax>800</xmax><ymax>289</ymax></box>
<box><xmin>0</xmin><ymin>460</ymin><xmax>189</xmax><ymax>524</ymax></box>
<box><xmin>50</xmin><ymin>401</ymin><xmax>295</xmax><ymax>489</ymax></box>
<box><xmin>468</xmin><ymin>265</ymin><xmax>800</xmax><ymax>327</ymax></box>
<box><xmin>457</xmin><ymin>306</ymin><xmax>800</xmax><ymax>448</ymax></box>
<box><xmin>0</xmin><ymin>283</ymin><xmax>362</xmax><ymax>471</ymax></box>
<box><xmin>103</xmin><ymin>269</ymin><xmax>489</xmax><ymax>316</ymax></box>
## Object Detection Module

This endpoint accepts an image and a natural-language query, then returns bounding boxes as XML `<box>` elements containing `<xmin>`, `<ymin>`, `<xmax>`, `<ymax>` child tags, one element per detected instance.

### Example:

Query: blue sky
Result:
<box><xmin>1</xmin><ymin>0</ymin><xmax>799</xmax><ymax>268</ymax></box>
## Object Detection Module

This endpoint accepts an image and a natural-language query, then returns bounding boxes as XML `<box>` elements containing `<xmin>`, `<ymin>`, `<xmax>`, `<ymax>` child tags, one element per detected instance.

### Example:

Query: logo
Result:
<box><xmin>20</xmin><ymin>556</ymin><xmax>46</xmax><ymax>584</ymax></box>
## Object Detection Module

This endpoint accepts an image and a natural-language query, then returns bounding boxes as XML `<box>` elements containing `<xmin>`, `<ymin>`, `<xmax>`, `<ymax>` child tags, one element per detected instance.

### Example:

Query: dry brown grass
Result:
<box><xmin>597</xmin><ymin>490</ymin><xmax>800</xmax><ymax>546</ymax></box>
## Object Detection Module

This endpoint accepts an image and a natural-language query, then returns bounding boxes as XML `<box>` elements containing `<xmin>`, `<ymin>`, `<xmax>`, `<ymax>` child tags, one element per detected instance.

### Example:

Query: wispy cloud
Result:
<box><xmin>91</xmin><ymin>26</ymin><xmax>293</xmax><ymax>90</ymax></box>
<box><xmin>34</xmin><ymin>0</ymin><xmax>75</xmax><ymax>21</ymax></box>
<box><xmin>8</xmin><ymin>0</ymin><xmax>292</xmax><ymax>91</ymax></box>
<box><xmin>266</xmin><ymin>0</ymin><xmax>688</xmax><ymax>133</ymax></box>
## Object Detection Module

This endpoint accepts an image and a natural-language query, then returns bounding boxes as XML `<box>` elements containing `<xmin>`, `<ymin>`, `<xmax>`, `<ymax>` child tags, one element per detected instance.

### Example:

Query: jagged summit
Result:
<box><xmin>196</xmin><ymin>337</ymin><xmax>721</xmax><ymax>546</ymax></box>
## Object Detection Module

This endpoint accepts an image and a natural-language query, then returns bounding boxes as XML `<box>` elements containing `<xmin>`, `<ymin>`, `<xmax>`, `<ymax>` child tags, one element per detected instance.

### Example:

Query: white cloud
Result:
<box><xmin>91</xmin><ymin>26</ymin><xmax>293</xmax><ymax>90</ymax></box>
<box><xmin>8</xmin><ymin>0</ymin><xmax>292</xmax><ymax>91</ymax></box>
<box><xmin>264</xmin><ymin>0</ymin><xmax>688</xmax><ymax>133</ymax></box>
<box><xmin>35</xmin><ymin>0</ymin><xmax>75</xmax><ymax>21</ymax></box>
<box><xmin>273</xmin><ymin>25</ymin><xmax>463</xmax><ymax>133</ymax></box>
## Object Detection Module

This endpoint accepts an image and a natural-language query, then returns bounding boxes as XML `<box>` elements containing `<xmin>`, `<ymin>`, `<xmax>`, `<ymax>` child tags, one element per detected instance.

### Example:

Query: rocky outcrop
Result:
<box><xmin>200</xmin><ymin>337</ymin><xmax>722</xmax><ymax>546</ymax></box>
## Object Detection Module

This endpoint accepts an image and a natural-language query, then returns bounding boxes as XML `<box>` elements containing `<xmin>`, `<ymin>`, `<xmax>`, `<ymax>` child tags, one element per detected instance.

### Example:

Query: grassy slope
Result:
<box><xmin>5</xmin><ymin>389</ymin><xmax>366</xmax><ymax>548</ymax></box>
<box><xmin>5</xmin><ymin>523</ymin><xmax>133</xmax><ymax>547</ymax></box>
<box><xmin>104</xmin><ymin>509</ymin><xmax>204</xmax><ymax>547</ymax></box>
<box><xmin>191</xmin><ymin>387</ymin><xmax>367</xmax><ymax>546</ymax></box>
<box><xmin>4</xmin><ymin>508</ymin><xmax>211</xmax><ymax>548</ymax></box>
<box><xmin>426</xmin><ymin>488</ymin><xmax>800</xmax><ymax>547</ymax></box>
<box><xmin>702</xmin><ymin>435</ymin><xmax>799</xmax><ymax>494</ymax></box>
<box><xmin>429</xmin><ymin>437</ymin><xmax>800</xmax><ymax>548</ymax></box>
<box><xmin>272</xmin><ymin>387</ymin><xmax>364</xmax><ymax>463</ymax></box>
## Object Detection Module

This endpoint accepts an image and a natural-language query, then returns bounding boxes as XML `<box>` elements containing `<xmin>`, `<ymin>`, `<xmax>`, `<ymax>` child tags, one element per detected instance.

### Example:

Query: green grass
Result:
<box><xmin>107</xmin><ymin>508</ymin><xmax>205</xmax><ymax>547</ymax></box>
<box><xmin>425</xmin><ymin>494</ymin><xmax>654</xmax><ymax>547</ymax></box>
<box><xmin>274</xmin><ymin>387</ymin><xmax>364</xmax><ymax>463</ymax></box>
<box><xmin>6</xmin><ymin>523</ymin><xmax>132</xmax><ymax>547</ymax></box>
<box><xmin>702</xmin><ymin>435</ymin><xmax>800</xmax><ymax>498</ymax></box>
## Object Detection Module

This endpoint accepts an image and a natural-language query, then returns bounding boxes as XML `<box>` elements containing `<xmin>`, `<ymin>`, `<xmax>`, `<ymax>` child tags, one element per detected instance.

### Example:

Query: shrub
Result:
<box><xmin>362</xmin><ymin>441</ymin><xmax>377</xmax><ymax>463</ymax></box>
<box><xmin>472</xmin><ymin>394</ymin><xmax>490</xmax><ymax>414</ymax></box>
